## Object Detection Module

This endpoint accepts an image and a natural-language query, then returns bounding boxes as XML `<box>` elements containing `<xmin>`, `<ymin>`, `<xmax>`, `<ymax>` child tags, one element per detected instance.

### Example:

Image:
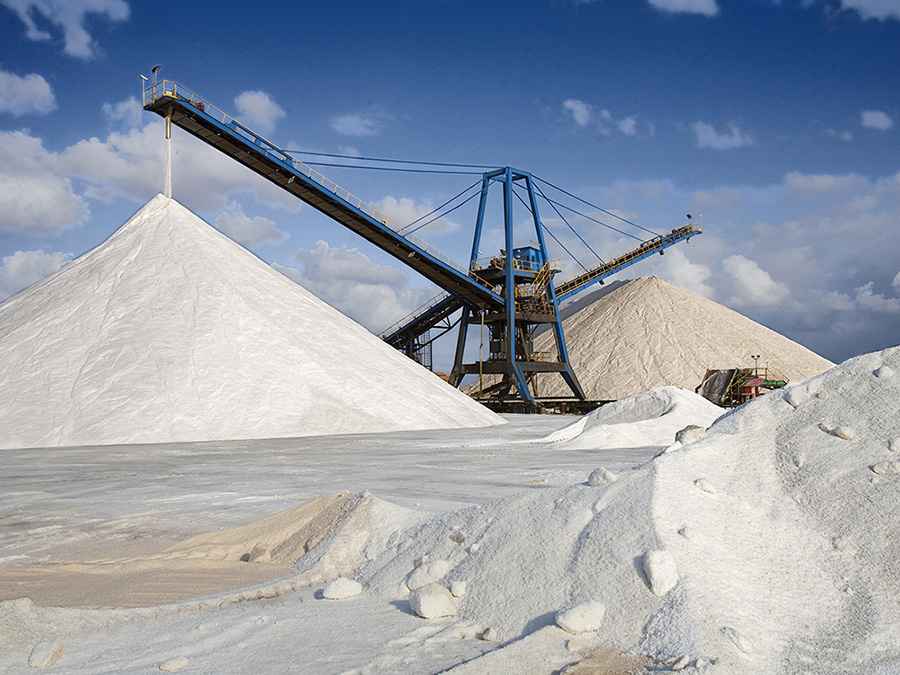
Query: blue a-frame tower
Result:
<box><xmin>449</xmin><ymin>167</ymin><xmax>585</xmax><ymax>402</ymax></box>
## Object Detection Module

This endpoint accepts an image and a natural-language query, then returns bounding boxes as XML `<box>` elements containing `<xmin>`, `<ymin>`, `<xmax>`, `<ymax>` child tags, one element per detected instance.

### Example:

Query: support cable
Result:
<box><xmin>543</xmin><ymin>197</ymin><xmax>645</xmax><ymax>242</ymax></box>
<box><xmin>300</xmin><ymin>160</ymin><xmax>482</xmax><ymax>175</ymax></box>
<box><xmin>533</xmin><ymin>175</ymin><xmax>661</xmax><ymax>237</ymax></box>
<box><xmin>533</xmin><ymin>182</ymin><xmax>605</xmax><ymax>263</ymax></box>
<box><xmin>404</xmin><ymin>183</ymin><xmax>483</xmax><ymax>237</ymax></box>
<box><xmin>403</xmin><ymin>181</ymin><xmax>479</xmax><ymax>231</ymax></box>
<box><xmin>284</xmin><ymin>148</ymin><xmax>498</xmax><ymax>170</ymax></box>
<box><xmin>511</xmin><ymin>186</ymin><xmax>586</xmax><ymax>270</ymax></box>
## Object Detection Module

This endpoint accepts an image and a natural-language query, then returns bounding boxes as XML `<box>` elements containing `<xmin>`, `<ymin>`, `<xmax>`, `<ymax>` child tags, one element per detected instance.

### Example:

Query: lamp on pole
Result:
<box><xmin>751</xmin><ymin>354</ymin><xmax>760</xmax><ymax>376</ymax></box>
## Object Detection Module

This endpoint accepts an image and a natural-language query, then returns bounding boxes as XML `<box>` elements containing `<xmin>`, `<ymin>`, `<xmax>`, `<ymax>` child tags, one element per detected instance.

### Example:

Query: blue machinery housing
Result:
<box><xmin>144</xmin><ymin>81</ymin><xmax>701</xmax><ymax>408</ymax></box>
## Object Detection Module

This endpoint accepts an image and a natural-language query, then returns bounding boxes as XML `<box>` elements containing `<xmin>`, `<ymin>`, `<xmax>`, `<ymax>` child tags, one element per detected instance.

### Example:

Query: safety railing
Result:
<box><xmin>143</xmin><ymin>80</ymin><xmax>490</xmax><ymax>290</ymax></box>
<box><xmin>380</xmin><ymin>291</ymin><xmax>452</xmax><ymax>339</ymax></box>
<box><xmin>554</xmin><ymin>224</ymin><xmax>701</xmax><ymax>296</ymax></box>
<box><xmin>472</xmin><ymin>256</ymin><xmax>562</xmax><ymax>275</ymax></box>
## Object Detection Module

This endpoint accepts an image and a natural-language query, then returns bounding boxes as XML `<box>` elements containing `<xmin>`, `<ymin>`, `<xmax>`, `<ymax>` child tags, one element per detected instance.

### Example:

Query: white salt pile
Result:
<box><xmin>532</xmin><ymin>276</ymin><xmax>834</xmax><ymax>400</ymax></box>
<box><xmin>541</xmin><ymin>386</ymin><xmax>724</xmax><ymax>449</ymax></box>
<box><xmin>0</xmin><ymin>195</ymin><xmax>502</xmax><ymax>449</ymax></box>
<box><xmin>286</xmin><ymin>344</ymin><xmax>899</xmax><ymax>673</ymax></box>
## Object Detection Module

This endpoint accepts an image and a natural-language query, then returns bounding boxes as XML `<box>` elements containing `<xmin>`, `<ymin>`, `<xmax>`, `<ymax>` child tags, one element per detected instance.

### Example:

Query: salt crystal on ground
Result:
<box><xmin>588</xmin><ymin>468</ymin><xmax>618</xmax><ymax>487</ymax></box>
<box><xmin>694</xmin><ymin>478</ymin><xmax>717</xmax><ymax>495</ymax></box>
<box><xmin>409</xmin><ymin>583</ymin><xmax>457</xmax><ymax>619</ymax></box>
<box><xmin>407</xmin><ymin>559</ymin><xmax>450</xmax><ymax>590</ymax></box>
<box><xmin>322</xmin><ymin>577</ymin><xmax>362</xmax><ymax>599</ymax></box>
<box><xmin>723</xmin><ymin>626</ymin><xmax>753</xmax><ymax>655</ymax></box>
<box><xmin>642</xmin><ymin>550</ymin><xmax>679</xmax><ymax>596</ymax></box>
<box><xmin>832</xmin><ymin>536</ymin><xmax>859</xmax><ymax>556</ymax></box>
<box><xmin>555</xmin><ymin>601</ymin><xmax>607</xmax><ymax>634</ymax></box>
<box><xmin>675</xmin><ymin>425</ymin><xmax>705</xmax><ymax>445</ymax></box>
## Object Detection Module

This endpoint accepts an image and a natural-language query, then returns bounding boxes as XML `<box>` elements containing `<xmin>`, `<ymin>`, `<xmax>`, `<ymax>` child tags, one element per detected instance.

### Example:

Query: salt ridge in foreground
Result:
<box><xmin>310</xmin><ymin>345</ymin><xmax>898</xmax><ymax>672</ymax></box>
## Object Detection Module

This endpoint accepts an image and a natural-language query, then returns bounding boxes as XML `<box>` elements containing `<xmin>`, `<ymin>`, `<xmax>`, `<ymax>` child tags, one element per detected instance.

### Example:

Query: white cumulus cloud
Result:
<box><xmin>720</xmin><ymin>254</ymin><xmax>792</xmax><ymax>308</ymax></box>
<box><xmin>0</xmin><ymin>68</ymin><xmax>55</xmax><ymax>115</ymax></box>
<box><xmin>102</xmin><ymin>96</ymin><xmax>142</xmax><ymax>128</ymax></box>
<box><xmin>234</xmin><ymin>91</ymin><xmax>286</xmax><ymax>134</ymax></box>
<box><xmin>693</xmin><ymin>121</ymin><xmax>753</xmax><ymax>150</ymax></box>
<box><xmin>374</xmin><ymin>196</ymin><xmax>458</xmax><ymax>234</ymax></box>
<box><xmin>647</xmin><ymin>0</ymin><xmax>719</xmax><ymax>16</ymax></box>
<box><xmin>282</xmin><ymin>240</ymin><xmax>434</xmax><ymax>331</ymax></box>
<box><xmin>652</xmin><ymin>248</ymin><xmax>715</xmax><ymax>298</ymax></box>
<box><xmin>52</xmin><ymin>117</ymin><xmax>297</xmax><ymax>211</ymax></box>
<box><xmin>0</xmin><ymin>0</ymin><xmax>130</xmax><ymax>58</ymax></box>
<box><xmin>0</xmin><ymin>249</ymin><xmax>70</xmax><ymax>301</ymax></box>
<box><xmin>822</xmin><ymin>290</ymin><xmax>856</xmax><ymax>311</ymax></box>
<box><xmin>215</xmin><ymin>206</ymin><xmax>288</xmax><ymax>248</ymax></box>
<box><xmin>331</xmin><ymin>114</ymin><xmax>382</xmax><ymax>137</ymax></box>
<box><xmin>563</xmin><ymin>99</ymin><xmax>593</xmax><ymax>127</ymax></box>
<box><xmin>840</xmin><ymin>0</ymin><xmax>900</xmax><ymax>21</ymax></box>
<box><xmin>562</xmin><ymin>99</ymin><xmax>652</xmax><ymax>138</ymax></box>
<box><xmin>855</xmin><ymin>282</ymin><xmax>900</xmax><ymax>313</ymax></box>
<box><xmin>785</xmin><ymin>171</ymin><xmax>866</xmax><ymax>195</ymax></box>
<box><xmin>0</xmin><ymin>130</ymin><xmax>87</xmax><ymax>233</ymax></box>
<box><xmin>860</xmin><ymin>109</ymin><xmax>895</xmax><ymax>131</ymax></box>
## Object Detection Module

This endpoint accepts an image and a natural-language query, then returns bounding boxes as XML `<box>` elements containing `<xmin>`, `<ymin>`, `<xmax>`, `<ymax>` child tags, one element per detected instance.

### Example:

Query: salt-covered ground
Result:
<box><xmin>3</xmin><ymin>348</ymin><xmax>900</xmax><ymax>674</ymax></box>
<box><xmin>0</xmin><ymin>413</ymin><xmax>661</xmax><ymax>673</ymax></box>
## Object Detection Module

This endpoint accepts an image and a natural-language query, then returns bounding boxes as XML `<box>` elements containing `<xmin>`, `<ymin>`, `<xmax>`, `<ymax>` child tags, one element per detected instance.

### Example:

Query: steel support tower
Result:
<box><xmin>448</xmin><ymin>168</ymin><xmax>583</xmax><ymax>403</ymax></box>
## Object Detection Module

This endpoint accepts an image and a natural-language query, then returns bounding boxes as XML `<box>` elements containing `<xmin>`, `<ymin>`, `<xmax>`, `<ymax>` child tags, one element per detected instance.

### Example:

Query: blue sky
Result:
<box><xmin>1</xmin><ymin>0</ymin><xmax>899</xmax><ymax>373</ymax></box>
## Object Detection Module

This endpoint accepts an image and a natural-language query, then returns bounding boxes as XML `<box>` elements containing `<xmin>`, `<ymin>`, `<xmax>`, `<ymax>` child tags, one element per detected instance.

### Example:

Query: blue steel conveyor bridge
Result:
<box><xmin>143</xmin><ymin>80</ymin><xmax>700</xmax><ymax>408</ymax></box>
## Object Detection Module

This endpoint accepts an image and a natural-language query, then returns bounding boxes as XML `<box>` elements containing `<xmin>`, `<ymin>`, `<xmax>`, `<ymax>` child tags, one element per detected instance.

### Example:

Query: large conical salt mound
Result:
<box><xmin>534</xmin><ymin>276</ymin><xmax>834</xmax><ymax>400</ymax></box>
<box><xmin>0</xmin><ymin>195</ymin><xmax>502</xmax><ymax>449</ymax></box>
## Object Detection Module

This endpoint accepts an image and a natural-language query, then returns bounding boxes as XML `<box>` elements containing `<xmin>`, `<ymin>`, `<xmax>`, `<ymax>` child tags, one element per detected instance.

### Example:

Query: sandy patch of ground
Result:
<box><xmin>0</xmin><ymin>491</ymin><xmax>358</xmax><ymax>608</ymax></box>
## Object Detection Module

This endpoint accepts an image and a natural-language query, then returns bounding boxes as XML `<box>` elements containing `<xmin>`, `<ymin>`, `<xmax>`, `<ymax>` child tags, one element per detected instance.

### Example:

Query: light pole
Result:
<box><xmin>751</xmin><ymin>354</ymin><xmax>760</xmax><ymax>376</ymax></box>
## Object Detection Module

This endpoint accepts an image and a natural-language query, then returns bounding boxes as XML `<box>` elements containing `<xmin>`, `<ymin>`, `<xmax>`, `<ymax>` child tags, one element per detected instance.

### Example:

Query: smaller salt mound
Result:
<box><xmin>0</xmin><ymin>490</ymin><xmax>425</xmax><ymax>608</ymax></box>
<box><xmin>533</xmin><ymin>277</ymin><xmax>835</xmax><ymax>400</ymax></box>
<box><xmin>171</xmin><ymin>490</ymin><xmax>425</xmax><ymax>585</ymax></box>
<box><xmin>542</xmin><ymin>386</ymin><xmax>724</xmax><ymax>449</ymax></box>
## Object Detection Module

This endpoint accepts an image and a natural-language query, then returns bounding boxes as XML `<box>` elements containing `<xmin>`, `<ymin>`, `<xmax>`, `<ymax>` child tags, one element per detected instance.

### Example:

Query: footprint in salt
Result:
<box><xmin>722</xmin><ymin>626</ymin><xmax>753</xmax><ymax>655</ymax></box>
<box><xmin>677</xmin><ymin>526</ymin><xmax>703</xmax><ymax>547</ymax></box>
<box><xmin>831</xmin><ymin>535</ymin><xmax>859</xmax><ymax>556</ymax></box>
<box><xmin>870</xmin><ymin>461</ymin><xmax>900</xmax><ymax>475</ymax></box>
<box><xmin>874</xmin><ymin>365</ymin><xmax>894</xmax><ymax>378</ymax></box>
<box><xmin>694</xmin><ymin>478</ymin><xmax>717</xmax><ymax>495</ymax></box>
<box><xmin>834</xmin><ymin>426</ymin><xmax>856</xmax><ymax>441</ymax></box>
